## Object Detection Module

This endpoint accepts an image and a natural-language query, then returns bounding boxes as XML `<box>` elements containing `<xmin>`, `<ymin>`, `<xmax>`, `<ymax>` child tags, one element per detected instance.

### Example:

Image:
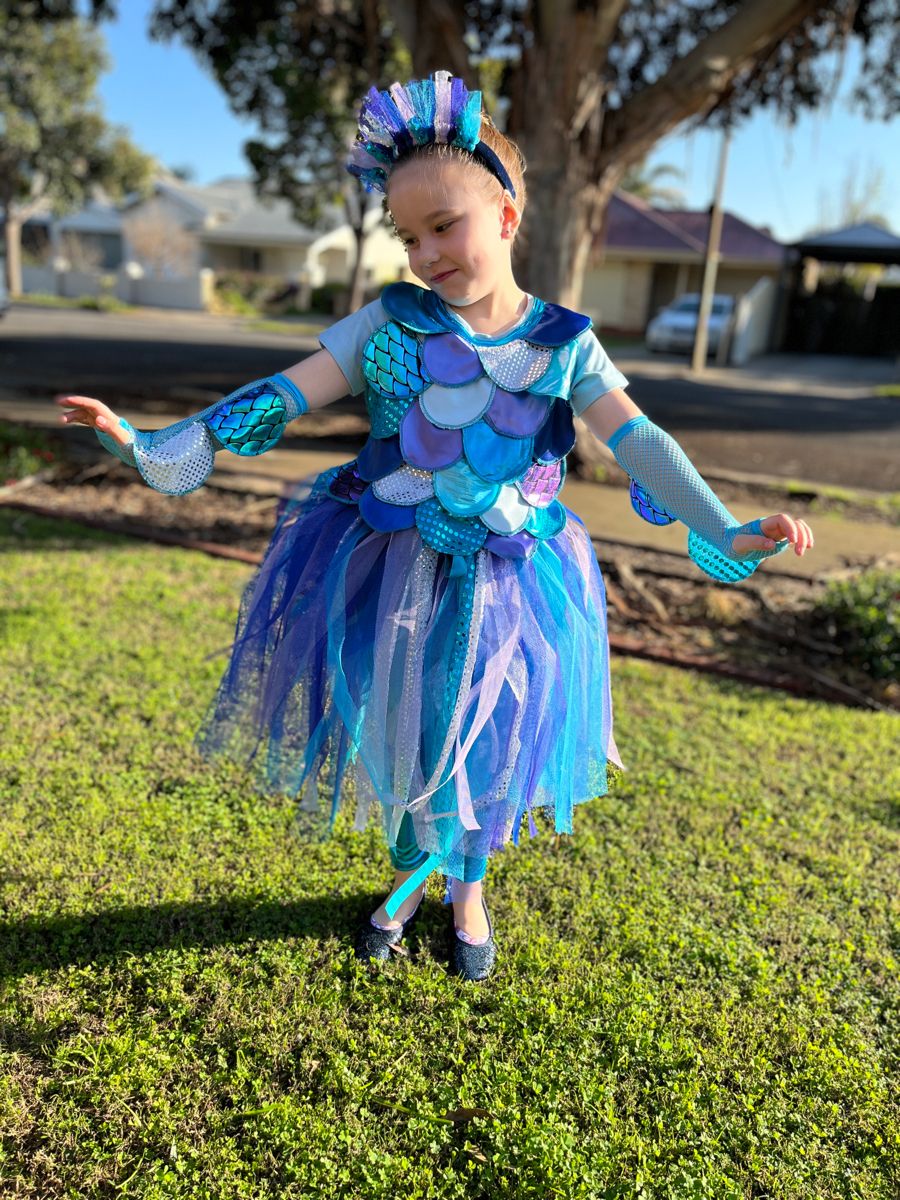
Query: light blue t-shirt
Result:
<box><xmin>318</xmin><ymin>293</ymin><xmax>628</xmax><ymax>417</ymax></box>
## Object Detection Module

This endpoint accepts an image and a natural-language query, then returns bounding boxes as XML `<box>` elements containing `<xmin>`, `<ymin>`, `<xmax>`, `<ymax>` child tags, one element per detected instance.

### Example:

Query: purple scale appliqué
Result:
<box><xmin>400</xmin><ymin>401</ymin><xmax>463</xmax><ymax>469</ymax></box>
<box><xmin>517</xmin><ymin>459</ymin><xmax>562</xmax><ymax>508</ymax></box>
<box><xmin>484</xmin><ymin>530</ymin><xmax>538</xmax><ymax>560</ymax></box>
<box><xmin>630</xmin><ymin>479</ymin><xmax>677</xmax><ymax>525</ymax></box>
<box><xmin>421</xmin><ymin>332</ymin><xmax>483</xmax><ymax>386</ymax></box>
<box><xmin>327</xmin><ymin>460</ymin><xmax>367</xmax><ymax>504</ymax></box>
<box><xmin>484</xmin><ymin>387</ymin><xmax>551</xmax><ymax>438</ymax></box>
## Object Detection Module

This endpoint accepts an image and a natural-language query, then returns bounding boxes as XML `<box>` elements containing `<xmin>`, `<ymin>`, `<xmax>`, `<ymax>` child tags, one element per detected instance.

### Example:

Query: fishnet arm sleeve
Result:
<box><xmin>609</xmin><ymin>415</ymin><xmax>789</xmax><ymax>563</ymax></box>
<box><xmin>92</xmin><ymin>372</ymin><xmax>308</xmax><ymax>495</ymax></box>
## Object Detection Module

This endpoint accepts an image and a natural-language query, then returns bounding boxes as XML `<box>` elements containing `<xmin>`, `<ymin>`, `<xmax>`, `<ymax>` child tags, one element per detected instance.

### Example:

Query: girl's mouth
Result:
<box><xmin>431</xmin><ymin>269</ymin><xmax>457</xmax><ymax>283</ymax></box>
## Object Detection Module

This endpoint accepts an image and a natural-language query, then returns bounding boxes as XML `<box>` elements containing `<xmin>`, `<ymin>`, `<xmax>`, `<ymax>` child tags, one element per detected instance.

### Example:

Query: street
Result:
<box><xmin>2</xmin><ymin>304</ymin><xmax>898</xmax><ymax>491</ymax></box>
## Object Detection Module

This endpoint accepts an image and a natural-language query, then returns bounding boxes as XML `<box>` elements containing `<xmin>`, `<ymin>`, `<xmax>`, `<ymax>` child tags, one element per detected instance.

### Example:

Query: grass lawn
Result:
<box><xmin>1</xmin><ymin>509</ymin><xmax>897</xmax><ymax>1199</ymax></box>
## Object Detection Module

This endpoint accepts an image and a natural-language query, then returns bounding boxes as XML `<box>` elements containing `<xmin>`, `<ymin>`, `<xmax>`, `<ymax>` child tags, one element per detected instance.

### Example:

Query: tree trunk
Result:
<box><xmin>342</xmin><ymin>184</ymin><xmax>369</xmax><ymax>316</ymax></box>
<box><xmin>3</xmin><ymin>206</ymin><xmax>23</xmax><ymax>297</ymax></box>
<box><xmin>517</xmin><ymin>166</ymin><xmax>623</xmax><ymax>308</ymax></box>
<box><xmin>389</xmin><ymin>0</ymin><xmax>826</xmax><ymax>313</ymax></box>
<box><xmin>508</xmin><ymin>4</ymin><xmax>618</xmax><ymax>306</ymax></box>
<box><xmin>346</xmin><ymin>221</ymin><xmax>367</xmax><ymax>315</ymax></box>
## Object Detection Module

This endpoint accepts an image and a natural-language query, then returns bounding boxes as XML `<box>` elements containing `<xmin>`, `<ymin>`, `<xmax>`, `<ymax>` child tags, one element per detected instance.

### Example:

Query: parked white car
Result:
<box><xmin>645</xmin><ymin>292</ymin><xmax>735</xmax><ymax>355</ymax></box>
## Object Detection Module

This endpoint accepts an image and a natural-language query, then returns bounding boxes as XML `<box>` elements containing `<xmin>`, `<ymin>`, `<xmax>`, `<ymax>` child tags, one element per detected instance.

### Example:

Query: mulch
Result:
<box><xmin>3</xmin><ymin>454</ymin><xmax>897</xmax><ymax>714</ymax></box>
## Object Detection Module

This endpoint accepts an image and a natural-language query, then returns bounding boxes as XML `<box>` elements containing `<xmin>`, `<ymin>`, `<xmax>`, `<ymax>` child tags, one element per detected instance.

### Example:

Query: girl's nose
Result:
<box><xmin>417</xmin><ymin>240</ymin><xmax>439</xmax><ymax>263</ymax></box>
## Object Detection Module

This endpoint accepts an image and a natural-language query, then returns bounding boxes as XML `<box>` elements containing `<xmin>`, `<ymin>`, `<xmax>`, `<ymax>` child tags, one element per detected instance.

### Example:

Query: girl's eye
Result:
<box><xmin>436</xmin><ymin>221</ymin><xmax>454</xmax><ymax>233</ymax></box>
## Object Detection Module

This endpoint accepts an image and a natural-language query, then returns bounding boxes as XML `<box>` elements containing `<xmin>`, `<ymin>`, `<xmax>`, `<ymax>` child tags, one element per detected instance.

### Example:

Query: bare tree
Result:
<box><xmin>121</xmin><ymin>208</ymin><xmax>197</xmax><ymax>278</ymax></box>
<box><xmin>59</xmin><ymin>230</ymin><xmax>104</xmax><ymax>273</ymax></box>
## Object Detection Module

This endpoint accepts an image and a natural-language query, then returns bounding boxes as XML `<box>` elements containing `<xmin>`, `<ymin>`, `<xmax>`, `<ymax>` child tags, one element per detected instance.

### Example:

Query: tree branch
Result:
<box><xmin>603</xmin><ymin>0</ymin><xmax>826</xmax><ymax>169</ymax></box>
<box><xmin>386</xmin><ymin>0</ymin><xmax>470</xmax><ymax>79</ymax></box>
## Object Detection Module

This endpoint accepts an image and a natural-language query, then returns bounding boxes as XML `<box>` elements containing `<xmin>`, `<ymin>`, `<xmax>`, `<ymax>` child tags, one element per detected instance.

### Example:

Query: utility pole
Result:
<box><xmin>691</xmin><ymin>130</ymin><xmax>731</xmax><ymax>372</ymax></box>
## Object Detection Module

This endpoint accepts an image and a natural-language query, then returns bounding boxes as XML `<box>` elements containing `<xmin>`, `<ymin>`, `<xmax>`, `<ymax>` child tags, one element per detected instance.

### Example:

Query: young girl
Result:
<box><xmin>56</xmin><ymin>70</ymin><xmax>814</xmax><ymax>983</ymax></box>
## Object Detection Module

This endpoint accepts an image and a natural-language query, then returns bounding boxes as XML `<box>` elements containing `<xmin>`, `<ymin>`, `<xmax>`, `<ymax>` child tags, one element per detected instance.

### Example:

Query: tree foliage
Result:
<box><xmin>0</xmin><ymin>4</ymin><xmax>157</xmax><ymax>294</ymax></box>
<box><xmin>24</xmin><ymin>0</ymin><xmax>900</xmax><ymax>303</ymax></box>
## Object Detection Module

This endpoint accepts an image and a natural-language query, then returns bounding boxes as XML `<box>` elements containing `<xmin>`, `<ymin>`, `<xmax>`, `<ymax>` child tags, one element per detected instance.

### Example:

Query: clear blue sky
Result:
<box><xmin>83</xmin><ymin>0</ymin><xmax>899</xmax><ymax>243</ymax></box>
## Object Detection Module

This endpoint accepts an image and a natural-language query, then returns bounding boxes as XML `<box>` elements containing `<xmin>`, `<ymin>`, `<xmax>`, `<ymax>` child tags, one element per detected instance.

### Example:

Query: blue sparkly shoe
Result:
<box><xmin>451</xmin><ymin>895</ymin><xmax>497</xmax><ymax>982</ymax></box>
<box><xmin>354</xmin><ymin>890</ymin><xmax>424</xmax><ymax>963</ymax></box>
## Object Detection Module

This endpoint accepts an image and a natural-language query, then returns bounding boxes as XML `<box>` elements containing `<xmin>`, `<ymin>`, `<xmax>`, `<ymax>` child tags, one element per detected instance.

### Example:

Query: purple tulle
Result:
<box><xmin>194</xmin><ymin>471</ymin><xmax>625</xmax><ymax>881</ymax></box>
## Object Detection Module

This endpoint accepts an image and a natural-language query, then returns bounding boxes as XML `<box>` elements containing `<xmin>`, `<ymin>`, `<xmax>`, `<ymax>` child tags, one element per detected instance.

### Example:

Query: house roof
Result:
<box><xmin>24</xmin><ymin>173</ymin><xmax>346</xmax><ymax>246</ymax></box>
<box><xmin>151</xmin><ymin>176</ymin><xmax>345</xmax><ymax>245</ymax></box>
<box><xmin>792</xmin><ymin>220</ymin><xmax>900</xmax><ymax>265</ymax></box>
<box><xmin>598</xmin><ymin>190</ymin><xmax>784</xmax><ymax>263</ymax></box>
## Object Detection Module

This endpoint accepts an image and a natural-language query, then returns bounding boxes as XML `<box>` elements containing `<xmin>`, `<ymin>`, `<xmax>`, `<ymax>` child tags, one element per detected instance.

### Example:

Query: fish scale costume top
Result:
<box><xmin>93</xmin><ymin>70</ymin><xmax>789</xmax><ymax>918</ymax></box>
<box><xmin>321</xmin><ymin>282</ymin><xmax>599</xmax><ymax>575</ymax></box>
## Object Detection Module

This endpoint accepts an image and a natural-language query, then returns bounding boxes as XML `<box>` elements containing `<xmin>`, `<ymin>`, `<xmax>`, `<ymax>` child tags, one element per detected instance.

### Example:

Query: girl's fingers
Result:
<box><xmin>776</xmin><ymin>513</ymin><xmax>799</xmax><ymax>544</ymax></box>
<box><xmin>55</xmin><ymin>394</ymin><xmax>99</xmax><ymax>410</ymax></box>
<box><xmin>54</xmin><ymin>393</ymin><xmax>117</xmax><ymax>431</ymax></box>
<box><xmin>757</xmin><ymin>514</ymin><xmax>815</xmax><ymax>556</ymax></box>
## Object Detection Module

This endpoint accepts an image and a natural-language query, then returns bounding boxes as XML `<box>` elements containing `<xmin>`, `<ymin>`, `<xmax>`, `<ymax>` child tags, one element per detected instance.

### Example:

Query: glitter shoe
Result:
<box><xmin>451</xmin><ymin>895</ymin><xmax>497</xmax><ymax>982</ymax></box>
<box><xmin>354</xmin><ymin>889</ymin><xmax>424</xmax><ymax>963</ymax></box>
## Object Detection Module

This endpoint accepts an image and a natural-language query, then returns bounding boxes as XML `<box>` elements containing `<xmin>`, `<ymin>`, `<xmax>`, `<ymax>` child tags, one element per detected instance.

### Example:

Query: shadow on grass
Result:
<box><xmin>0</xmin><ymin>893</ymin><xmax>397</xmax><ymax>981</ymax></box>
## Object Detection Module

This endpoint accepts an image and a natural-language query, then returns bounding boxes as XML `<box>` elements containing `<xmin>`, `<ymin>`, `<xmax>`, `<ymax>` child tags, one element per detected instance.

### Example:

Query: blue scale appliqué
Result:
<box><xmin>342</xmin><ymin>286</ymin><xmax>600</xmax><ymax>566</ymax></box>
<box><xmin>366</xmin><ymin>384</ymin><xmax>416</xmax><ymax>438</ymax></box>
<box><xmin>205</xmin><ymin>383</ymin><xmax>288</xmax><ymax>455</ymax></box>
<box><xmin>433</xmin><ymin>459</ymin><xmax>500</xmax><ymax>517</ymax></box>
<box><xmin>415</xmin><ymin>497</ymin><xmax>488</xmax><ymax>555</ymax></box>
<box><xmin>463</xmin><ymin>419</ymin><xmax>534</xmax><ymax>483</ymax></box>
<box><xmin>356</xmin><ymin>433</ymin><xmax>404</xmax><ymax>481</ymax></box>
<box><xmin>362</xmin><ymin>321</ymin><xmax>430</xmax><ymax>399</ymax></box>
<box><xmin>532</xmin><ymin>397</ymin><xmax>577</xmax><ymax>461</ymax></box>
<box><xmin>526</xmin><ymin>500</ymin><xmax>568</xmax><ymax>540</ymax></box>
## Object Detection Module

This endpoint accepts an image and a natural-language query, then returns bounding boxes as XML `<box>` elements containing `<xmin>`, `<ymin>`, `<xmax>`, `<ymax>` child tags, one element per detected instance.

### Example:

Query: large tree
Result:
<box><xmin>147</xmin><ymin>0</ymin><xmax>409</xmax><ymax>313</ymax></box>
<box><xmin>0</xmin><ymin>5</ymin><xmax>157</xmax><ymax>296</ymax></box>
<box><xmin>36</xmin><ymin>0</ymin><xmax>899</xmax><ymax>306</ymax></box>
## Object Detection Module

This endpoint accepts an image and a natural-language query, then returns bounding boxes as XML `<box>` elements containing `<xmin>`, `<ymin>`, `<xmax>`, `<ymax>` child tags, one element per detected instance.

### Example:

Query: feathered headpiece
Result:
<box><xmin>346</xmin><ymin>69</ymin><xmax>516</xmax><ymax>199</ymax></box>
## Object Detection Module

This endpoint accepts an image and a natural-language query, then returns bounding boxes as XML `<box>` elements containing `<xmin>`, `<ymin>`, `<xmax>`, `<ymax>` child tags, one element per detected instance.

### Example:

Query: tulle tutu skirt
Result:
<box><xmin>194</xmin><ymin>470</ymin><xmax>625</xmax><ymax>887</ymax></box>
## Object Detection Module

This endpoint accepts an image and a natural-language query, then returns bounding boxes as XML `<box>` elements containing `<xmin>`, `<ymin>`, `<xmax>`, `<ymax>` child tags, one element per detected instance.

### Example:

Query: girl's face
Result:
<box><xmin>387</xmin><ymin>157</ymin><xmax>518</xmax><ymax>307</ymax></box>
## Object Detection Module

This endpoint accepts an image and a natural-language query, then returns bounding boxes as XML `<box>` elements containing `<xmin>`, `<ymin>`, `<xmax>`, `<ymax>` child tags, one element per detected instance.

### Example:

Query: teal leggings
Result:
<box><xmin>390</xmin><ymin>808</ymin><xmax>487</xmax><ymax>882</ymax></box>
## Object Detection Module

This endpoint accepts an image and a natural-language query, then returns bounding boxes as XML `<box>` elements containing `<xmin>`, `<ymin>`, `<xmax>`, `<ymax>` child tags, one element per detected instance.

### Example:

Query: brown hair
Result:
<box><xmin>383</xmin><ymin>111</ymin><xmax>528</xmax><ymax>248</ymax></box>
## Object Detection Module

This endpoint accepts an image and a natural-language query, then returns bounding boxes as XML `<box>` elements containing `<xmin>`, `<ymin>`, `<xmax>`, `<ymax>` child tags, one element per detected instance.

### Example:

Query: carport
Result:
<box><xmin>779</xmin><ymin>221</ymin><xmax>900</xmax><ymax>356</ymax></box>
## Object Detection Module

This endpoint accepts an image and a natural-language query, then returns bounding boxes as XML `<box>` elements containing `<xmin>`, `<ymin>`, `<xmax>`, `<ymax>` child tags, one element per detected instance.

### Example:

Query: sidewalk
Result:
<box><xmin>3</xmin><ymin>392</ymin><xmax>898</xmax><ymax>581</ymax></box>
<box><xmin>614</xmin><ymin>349</ymin><xmax>899</xmax><ymax>400</ymax></box>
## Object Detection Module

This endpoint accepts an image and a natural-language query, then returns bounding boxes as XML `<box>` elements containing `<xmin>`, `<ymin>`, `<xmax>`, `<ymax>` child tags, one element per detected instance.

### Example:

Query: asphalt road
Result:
<box><xmin>3</xmin><ymin>304</ymin><xmax>899</xmax><ymax>491</ymax></box>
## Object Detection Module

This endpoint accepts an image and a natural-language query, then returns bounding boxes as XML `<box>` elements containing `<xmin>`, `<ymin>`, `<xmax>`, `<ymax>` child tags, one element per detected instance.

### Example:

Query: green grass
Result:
<box><xmin>12</xmin><ymin>292</ymin><xmax>132</xmax><ymax>313</ymax></box>
<box><xmin>1</xmin><ymin>509</ymin><xmax>898</xmax><ymax>1199</ymax></box>
<box><xmin>242</xmin><ymin>317</ymin><xmax>330</xmax><ymax>337</ymax></box>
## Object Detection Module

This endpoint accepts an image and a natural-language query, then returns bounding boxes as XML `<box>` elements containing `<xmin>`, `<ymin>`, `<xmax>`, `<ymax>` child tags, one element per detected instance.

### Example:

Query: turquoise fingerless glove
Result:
<box><xmin>93</xmin><ymin>373</ymin><xmax>308</xmax><ymax>495</ymax></box>
<box><xmin>609</xmin><ymin>415</ymin><xmax>789</xmax><ymax>583</ymax></box>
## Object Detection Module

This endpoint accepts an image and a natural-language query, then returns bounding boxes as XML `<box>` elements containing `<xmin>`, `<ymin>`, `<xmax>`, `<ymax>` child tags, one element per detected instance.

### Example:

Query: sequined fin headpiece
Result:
<box><xmin>346</xmin><ymin>69</ymin><xmax>516</xmax><ymax>199</ymax></box>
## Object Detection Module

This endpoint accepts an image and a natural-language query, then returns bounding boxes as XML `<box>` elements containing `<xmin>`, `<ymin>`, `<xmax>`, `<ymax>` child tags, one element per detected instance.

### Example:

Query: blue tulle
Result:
<box><xmin>193</xmin><ymin>469</ymin><xmax>624</xmax><ymax>891</ymax></box>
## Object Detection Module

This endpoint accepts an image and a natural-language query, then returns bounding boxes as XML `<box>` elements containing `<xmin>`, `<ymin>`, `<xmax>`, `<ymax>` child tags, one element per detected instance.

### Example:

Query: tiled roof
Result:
<box><xmin>599</xmin><ymin>190</ymin><xmax>784</xmax><ymax>262</ymax></box>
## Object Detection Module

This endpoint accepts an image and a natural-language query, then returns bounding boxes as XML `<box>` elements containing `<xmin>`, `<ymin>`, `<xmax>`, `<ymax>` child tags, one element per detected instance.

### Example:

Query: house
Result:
<box><xmin>17</xmin><ymin>173</ymin><xmax>410</xmax><ymax>309</ymax></box>
<box><xmin>583</xmin><ymin>190</ymin><xmax>785</xmax><ymax>334</ymax></box>
<box><xmin>16</xmin><ymin>174</ymin><xmax>782</xmax><ymax>327</ymax></box>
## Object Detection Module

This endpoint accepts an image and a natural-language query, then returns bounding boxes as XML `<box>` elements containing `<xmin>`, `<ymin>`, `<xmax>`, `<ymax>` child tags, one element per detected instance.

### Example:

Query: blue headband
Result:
<box><xmin>346</xmin><ymin>70</ymin><xmax>517</xmax><ymax>200</ymax></box>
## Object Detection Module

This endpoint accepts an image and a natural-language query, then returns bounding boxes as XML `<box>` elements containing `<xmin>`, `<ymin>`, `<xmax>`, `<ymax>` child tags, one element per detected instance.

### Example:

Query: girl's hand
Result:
<box><xmin>54</xmin><ymin>393</ymin><xmax>132</xmax><ymax>449</ymax></box>
<box><xmin>732</xmin><ymin>513</ymin><xmax>814</xmax><ymax>558</ymax></box>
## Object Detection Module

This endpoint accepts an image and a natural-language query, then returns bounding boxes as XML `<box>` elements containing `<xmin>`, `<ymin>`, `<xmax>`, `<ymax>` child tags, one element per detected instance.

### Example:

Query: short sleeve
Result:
<box><xmin>317</xmin><ymin>297</ymin><xmax>390</xmax><ymax>396</ymax></box>
<box><xmin>566</xmin><ymin>330</ymin><xmax>629</xmax><ymax>418</ymax></box>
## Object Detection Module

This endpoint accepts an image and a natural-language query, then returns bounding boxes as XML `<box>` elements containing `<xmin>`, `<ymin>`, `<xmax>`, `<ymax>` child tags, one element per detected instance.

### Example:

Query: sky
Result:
<box><xmin>82</xmin><ymin>0</ymin><xmax>899</xmax><ymax>244</ymax></box>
